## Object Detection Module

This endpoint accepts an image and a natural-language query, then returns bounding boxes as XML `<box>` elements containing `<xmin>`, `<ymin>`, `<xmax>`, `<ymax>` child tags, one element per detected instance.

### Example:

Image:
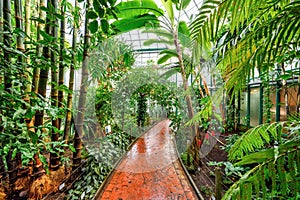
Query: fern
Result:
<box><xmin>223</xmin><ymin>139</ymin><xmax>300</xmax><ymax>199</ymax></box>
<box><xmin>228</xmin><ymin>123</ymin><xmax>284</xmax><ymax>161</ymax></box>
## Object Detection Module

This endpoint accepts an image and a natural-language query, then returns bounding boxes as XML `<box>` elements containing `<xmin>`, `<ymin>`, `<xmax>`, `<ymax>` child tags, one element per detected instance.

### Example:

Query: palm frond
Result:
<box><xmin>216</xmin><ymin>0</ymin><xmax>300</xmax><ymax>92</ymax></box>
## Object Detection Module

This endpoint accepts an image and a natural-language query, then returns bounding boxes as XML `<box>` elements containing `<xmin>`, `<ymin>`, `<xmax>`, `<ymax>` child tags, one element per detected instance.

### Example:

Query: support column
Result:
<box><xmin>246</xmin><ymin>84</ymin><xmax>251</xmax><ymax>127</ymax></box>
<box><xmin>259</xmin><ymin>84</ymin><xmax>263</xmax><ymax>124</ymax></box>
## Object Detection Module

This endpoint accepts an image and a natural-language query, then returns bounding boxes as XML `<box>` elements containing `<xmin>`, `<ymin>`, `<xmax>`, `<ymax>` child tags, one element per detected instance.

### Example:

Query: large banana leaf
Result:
<box><xmin>115</xmin><ymin>0</ymin><xmax>164</xmax><ymax>19</ymax></box>
<box><xmin>112</xmin><ymin>14</ymin><xmax>160</xmax><ymax>33</ymax></box>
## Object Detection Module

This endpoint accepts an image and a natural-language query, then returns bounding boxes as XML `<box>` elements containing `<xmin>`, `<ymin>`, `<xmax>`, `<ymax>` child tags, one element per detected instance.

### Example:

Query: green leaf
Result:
<box><xmin>89</xmin><ymin>20</ymin><xmax>99</xmax><ymax>34</ymax></box>
<box><xmin>158</xmin><ymin>54</ymin><xmax>173</xmax><ymax>64</ymax></box>
<box><xmin>159</xmin><ymin>49</ymin><xmax>178</xmax><ymax>57</ymax></box>
<box><xmin>101</xmin><ymin>19</ymin><xmax>109</xmax><ymax>33</ymax></box>
<box><xmin>87</xmin><ymin>10</ymin><xmax>98</xmax><ymax>19</ymax></box>
<box><xmin>181</xmin><ymin>0</ymin><xmax>191</xmax><ymax>10</ymax></box>
<box><xmin>29</xmin><ymin>131</ymin><xmax>39</xmax><ymax>144</ymax></box>
<box><xmin>161</xmin><ymin>0</ymin><xmax>174</xmax><ymax>25</ymax></box>
<box><xmin>112</xmin><ymin>14</ymin><xmax>159</xmax><ymax>33</ymax></box>
<box><xmin>69</xmin><ymin>145</ymin><xmax>76</xmax><ymax>153</ymax></box>
<box><xmin>235</xmin><ymin>149</ymin><xmax>274</xmax><ymax>166</ymax></box>
<box><xmin>143</xmin><ymin>39</ymin><xmax>173</xmax><ymax>46</ymax></box>
<box><xmin>107</xmin><ymin>0</ymin><xmax>116</xmax><ymax>6</ymax></box>
<box><xmin>115</xmin><ymin>0</ymin><xmax>163</xmax><ymax>19</ymax></box>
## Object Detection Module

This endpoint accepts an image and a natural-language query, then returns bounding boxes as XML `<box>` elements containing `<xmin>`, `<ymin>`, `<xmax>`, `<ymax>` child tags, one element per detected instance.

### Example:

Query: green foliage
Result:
<box><xmin>65</xmin><ymin>132</ymin><xmax>133</xmax><ymax>200</ymax></box>
<box><xmin>228</xmin><ymin>123</ymin><xmax>283</xmax><ymax>161</ymax></box>
<box><xmin>220</xmin><ymin>134</ymin><xmax>240</xmax><ymax>152</ymax></box>
<box><xmin>223</xmin><ymin>119</ymin><xmax>300</xmax><ymax>199</ymax></box>
<box><xmin>110</xmin><ymin>0</ymin><xmax>163</xmax><ymax>33</ymax></box>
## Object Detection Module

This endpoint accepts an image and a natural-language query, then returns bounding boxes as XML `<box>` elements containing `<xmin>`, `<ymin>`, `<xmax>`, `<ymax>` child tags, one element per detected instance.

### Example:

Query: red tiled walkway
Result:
<box><xmin>94</xmin><ymin>120</ymin><xmax>199</xmax><ymax>200</ymax></box>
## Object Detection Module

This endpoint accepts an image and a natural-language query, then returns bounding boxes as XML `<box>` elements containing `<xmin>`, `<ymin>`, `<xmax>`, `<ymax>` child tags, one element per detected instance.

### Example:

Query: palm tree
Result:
<box><xmin>143</xmin><ymin>0</ymin><xmax>202</xmax><ymax>165</ymax></box>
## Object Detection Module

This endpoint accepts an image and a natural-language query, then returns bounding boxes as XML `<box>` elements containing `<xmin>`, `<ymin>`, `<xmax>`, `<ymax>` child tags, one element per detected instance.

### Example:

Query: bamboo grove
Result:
<box><xmin>0</xmin><ymin>0</ymin><xmax>119</xmax><ymax>198</ymax></box>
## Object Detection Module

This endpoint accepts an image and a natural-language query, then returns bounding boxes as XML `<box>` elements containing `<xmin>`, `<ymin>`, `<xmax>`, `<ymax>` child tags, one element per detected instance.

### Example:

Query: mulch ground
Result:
<box><xmin>190</xmin><ymin>133</ymin><xmax>231</xmax><ymax>199</ymax></box>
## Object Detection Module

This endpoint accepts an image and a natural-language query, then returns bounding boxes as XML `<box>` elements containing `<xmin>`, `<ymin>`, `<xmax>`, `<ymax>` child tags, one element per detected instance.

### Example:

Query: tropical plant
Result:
<box><xmin>222</xmin><ymin>120</ymin><xmax>300</xmax><ymax>199</ymax></box>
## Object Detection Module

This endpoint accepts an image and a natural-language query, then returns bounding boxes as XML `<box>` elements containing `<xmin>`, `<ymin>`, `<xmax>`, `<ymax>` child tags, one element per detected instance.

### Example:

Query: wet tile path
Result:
<box><xmin>95</xmin><ymin>120</ymin><xmax>198</xmax><ymax>200</ymax></box>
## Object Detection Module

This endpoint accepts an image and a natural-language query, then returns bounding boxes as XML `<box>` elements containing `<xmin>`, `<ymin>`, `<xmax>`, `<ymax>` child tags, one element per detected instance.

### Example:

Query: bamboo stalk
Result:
<box><xmin>34</xmin><ymin>0</ymin><xmax>52</xmax><ymax>129</ymax></box>
<box><xmin>297</xmin><ymin>75</ymin><xmax>300</xmax><ymax>113</ymax></box>
<box><xmin>3</xmin><ymin>0</ymin><xmax>12</xmax><ymax>92</ymax></box>
<box><xmin>14</xmin><ymin>0</ymin><xmax>25</xmax><ymax>54</ymax></box>
<box><xmin>64</xmin><ymin>0</ymin><xmax>78</xmax><ymax>145</ymax></box>
<box><xmin>50</xmin><ymin>0</ymin><xmax>60</xmax><ymax>170</ymax></box>
<box><xmin>58</xmin><ymin>0</ymin><xmax>66</xmax><ymax>129</ymax></box>
<box><xmin>0</xmin><ymin>0</ymin><xmax>3</xmax><ymax>84</ymax></box>
<box><xmin>31</xmin><ymin>0</ymin><xmax>45</xmax><ymax>94</ymax></box>
<box><xmin>73</xmin><ymin>0</ymin><xmax>91</xmax><ymax>170</ymax></box>
<box><xmin>0</xmin><ymin>156</ymin><xmax>8</xmax><ymax>181</ymax></box>
<box><xmin>24</xmin><ymin>0</ymin><xmax>31</xmax><ymax>96</ymax></box>
<box><xmin>0</xmin><ymin>0</ymin><xmax>3</xmax><ymax>44</ymax></box>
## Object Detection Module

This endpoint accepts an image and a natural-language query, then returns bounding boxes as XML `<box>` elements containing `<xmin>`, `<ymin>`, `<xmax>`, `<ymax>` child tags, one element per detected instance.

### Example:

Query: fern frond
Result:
<box><xmin>223</xmin><ymin>140</ymin><xmax>300</xmax><ymax>199</ymax></box>
<box><xmin>228</xmin><ymin>123</ymin><xmax>283</xmax><ymax>161</ymax></box>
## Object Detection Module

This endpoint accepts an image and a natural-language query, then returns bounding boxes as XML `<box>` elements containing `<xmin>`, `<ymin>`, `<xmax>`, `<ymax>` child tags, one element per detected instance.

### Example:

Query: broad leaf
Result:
<box><xmin>161</xmin><ymin>0</ymin><xmax>174</xmax><ymax>25</ymax></box>
<box><xmin>112</xmin><ymin>14</ymin><xmax>159</xmax><ymax>33</ymax></box>
<box><xmin>89</xmin><ymin>20</ymin><xmax>99</xmax><ymax>33</ymax></box>
<box><xmin>115</xmin><ymin>0</ymin><xmax>164</xmax><ymax>19</ymax></box>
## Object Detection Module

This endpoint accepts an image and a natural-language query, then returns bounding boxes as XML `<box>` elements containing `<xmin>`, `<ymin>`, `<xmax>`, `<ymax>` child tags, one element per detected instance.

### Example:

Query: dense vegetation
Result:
<box><xmin>0</xmin><ymin>0</ymin><xmax>299</xmax><ymax>199</ymax></box>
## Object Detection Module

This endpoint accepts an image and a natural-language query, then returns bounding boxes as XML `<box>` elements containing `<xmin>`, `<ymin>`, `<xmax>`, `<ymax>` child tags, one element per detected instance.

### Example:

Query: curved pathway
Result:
<box><xmin>94</xmin><ymin>120</ymin><xmax>199</xmax><ymax>200</ymax></box>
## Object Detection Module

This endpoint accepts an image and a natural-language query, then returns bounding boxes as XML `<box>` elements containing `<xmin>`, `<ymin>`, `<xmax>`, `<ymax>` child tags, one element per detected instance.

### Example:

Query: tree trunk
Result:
<box><xmin>64</xmin><ymin>0</ymin><xmax>78</xmax><ymax>145</ymax></box>
<box><xmin>3</xmin><ymin>0</ymin><xmax>12</xmax><ymax>92</ymax></box>
<box><xmin>31</xmin><ymin>0</ymin><xmax>45</xmax><ymax>94</ymax></box>
<box><xmin>50</xmin><ymin>0</ymin><xmax>60</xmax><ymax>170</ymax></box>
<box><xmin>73</xmin><ymin>0</ymin><xmax>91</xmax><ymax>170</ymax></box>
<box><xmin>58</xmin><ymin>1</ymin><xmax>66</xmax><ymax>129</ymax></box>
<box><xmin>173</xmin><ymin>30</ymin><xmax>199</xmax><ymax>166</ymax></box>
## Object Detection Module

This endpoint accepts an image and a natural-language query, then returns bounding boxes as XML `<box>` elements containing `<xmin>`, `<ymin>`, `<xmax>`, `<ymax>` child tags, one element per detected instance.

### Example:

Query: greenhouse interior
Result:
<box><xmin>0</xmin><ymin>0</ymin><xmax>299</xmax><ymax>199</ymax></box>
